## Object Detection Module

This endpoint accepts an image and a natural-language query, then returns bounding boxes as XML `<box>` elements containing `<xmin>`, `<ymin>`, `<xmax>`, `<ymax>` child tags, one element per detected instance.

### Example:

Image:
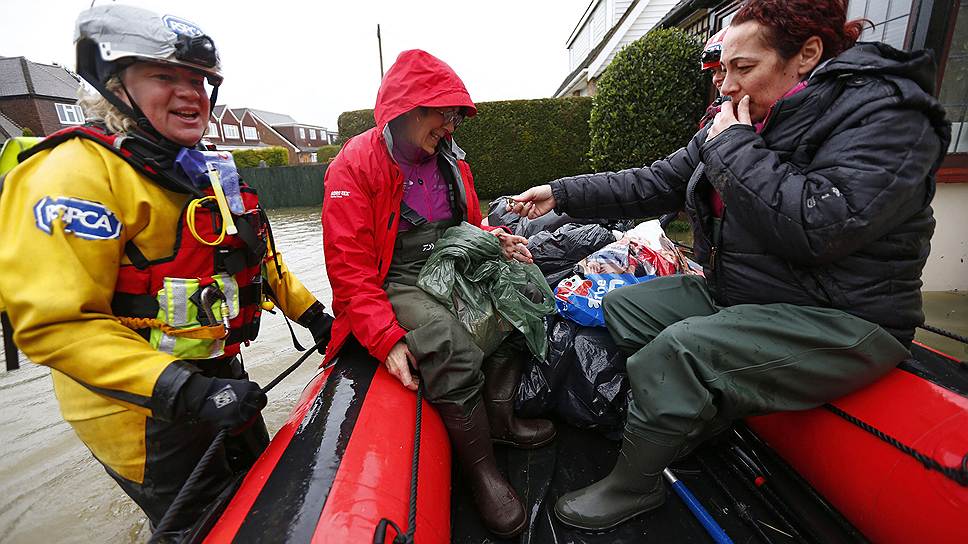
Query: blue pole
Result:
<box><xmin>663</xmin><ymin>468</ymin><xmax>734</xmax><ymax>544</ymax></box>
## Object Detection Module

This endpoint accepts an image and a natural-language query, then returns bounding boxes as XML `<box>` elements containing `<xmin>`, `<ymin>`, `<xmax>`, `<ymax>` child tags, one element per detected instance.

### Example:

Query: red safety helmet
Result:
<box><xmin>701</xmin><ymin>27</ymin><xmax>728</xmax><ymax>71</ymax></box>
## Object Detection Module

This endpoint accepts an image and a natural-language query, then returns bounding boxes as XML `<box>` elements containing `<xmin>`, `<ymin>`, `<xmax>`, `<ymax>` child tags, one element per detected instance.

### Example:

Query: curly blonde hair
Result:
<box><xmin>75</xmin><ymin>75</ymin><xmax>137</xmax><ymax>134</ymax></box>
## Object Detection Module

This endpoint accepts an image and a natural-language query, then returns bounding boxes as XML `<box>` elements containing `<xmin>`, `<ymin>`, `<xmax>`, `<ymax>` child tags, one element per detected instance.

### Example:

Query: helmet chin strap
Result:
<box><xmin>107</xmin><ymin>73</ymin><xmax>221</xmax><ymax>152</ymax></box>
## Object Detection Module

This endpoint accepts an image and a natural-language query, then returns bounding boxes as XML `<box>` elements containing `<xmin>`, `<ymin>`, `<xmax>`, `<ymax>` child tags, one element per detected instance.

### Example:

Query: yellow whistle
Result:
<box><xmin>261</xmin><ymin>300</ymin><xmax>276</xmax><ymax>311</ymax></box>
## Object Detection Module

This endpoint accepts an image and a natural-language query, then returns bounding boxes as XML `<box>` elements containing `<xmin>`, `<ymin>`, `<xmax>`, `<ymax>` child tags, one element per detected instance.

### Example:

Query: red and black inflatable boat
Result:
<box><xmin>190</xmin><ymin>338</ymin><xmax>968</xmax><ymax>544</ymax></box>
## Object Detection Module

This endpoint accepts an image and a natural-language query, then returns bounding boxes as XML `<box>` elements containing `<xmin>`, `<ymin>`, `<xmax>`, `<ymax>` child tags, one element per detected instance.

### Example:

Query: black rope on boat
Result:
<box><xmin>824</xmin><ymin>403</ymin><xmax>968</xmax><ymax>487</ymax></box>
<box><xmin>373</xmin><ymin>386</ymin><xmax>423</xmax><ymax>544</ymax></box>
<box><xmin>149</xmin><ymin>428</ymin><xmax>228</xmax><ymax>542</ymax></box>
<box><xmin>918</xmin><ymin>324</ymin><xmax>968</xmax><ymax>346</ymax></box>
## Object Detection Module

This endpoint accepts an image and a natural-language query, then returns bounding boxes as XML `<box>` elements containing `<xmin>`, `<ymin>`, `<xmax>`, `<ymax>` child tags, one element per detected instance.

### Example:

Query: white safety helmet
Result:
<box><xmin>74</xmin><ymin>4</ymin><xmax>223</xmax><ymax>139</ymax></box>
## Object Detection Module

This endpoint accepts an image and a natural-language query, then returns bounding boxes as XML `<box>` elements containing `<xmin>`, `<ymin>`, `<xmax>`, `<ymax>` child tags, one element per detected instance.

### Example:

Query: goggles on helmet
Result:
<box><xmin>701</xmin><ymin>43</ymin><xmax>722</xmax><ymax>70</ymax></box>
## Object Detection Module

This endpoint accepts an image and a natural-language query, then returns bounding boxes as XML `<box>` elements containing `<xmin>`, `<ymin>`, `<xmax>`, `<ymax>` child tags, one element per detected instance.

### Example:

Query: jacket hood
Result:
<box><xmin>373</xmin><ymin>49</ymin><xmax>477</xmax><ymax>129</ymax></box>
<box><xmin>817</xmin><ymin>42</ymin><xmax>938</xmax><ymax>95</ymax></box>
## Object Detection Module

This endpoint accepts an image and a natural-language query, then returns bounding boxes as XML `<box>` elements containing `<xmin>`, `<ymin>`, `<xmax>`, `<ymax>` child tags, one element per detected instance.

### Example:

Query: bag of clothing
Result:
<box><xmin>517</xmin><ymin>316</ymin><xmax>630</xmax><ymax>437</ymax></box>
<box><xmin>527</xmin><ymin>223</ymin><xmax>617</xmax><ymax>288</ymax></box>
<box><xmin>417</xmin><ymin>222</ymin><xmax>556</xmax><ymax>357</ymax></box>
<box><xmin>556</xmin><ymin>220</ymin><xmax>698</xmax><ymax>327</ymax></box>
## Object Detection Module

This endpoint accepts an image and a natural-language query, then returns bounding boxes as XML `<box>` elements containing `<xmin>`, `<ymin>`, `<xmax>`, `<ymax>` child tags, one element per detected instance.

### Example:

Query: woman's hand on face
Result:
<box><xmin>492</xmin><ymin>230</ymin><xmax>534</xmax><ymax>264</ymax></box>
<box><xmin>385</xmin><ymin>341</ymin><xmax>418</xmax><ymax>391</ymax></box>
<box><xmin>507</xmin><ymin>185</ymin><xmax>556</xmax><ymax>220</ymax></box>
<box><xmin>706</xmin><ymin>95</ymin><xmax>752</xmax><ymax>142</ymax></box>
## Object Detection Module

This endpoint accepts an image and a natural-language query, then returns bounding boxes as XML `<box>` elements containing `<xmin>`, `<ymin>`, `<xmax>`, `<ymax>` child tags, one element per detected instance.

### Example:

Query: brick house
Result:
<box><xmin>204</xmin><ymin>106</ymin><xmax>334</xmax><ymax>165</ymax></box>
<box><xmin>0</xmin><ymin>56</ymin><xmax>83</xmax><ymax>136</ymax></box>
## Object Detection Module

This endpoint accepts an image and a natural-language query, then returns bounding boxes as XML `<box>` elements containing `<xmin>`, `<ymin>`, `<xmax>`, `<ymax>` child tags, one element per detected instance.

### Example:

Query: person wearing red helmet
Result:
<box><xmin>702</xmin><ymin>27</ymin><xmax>728</xmax><ymax>90</ymax></box>
<box><xmin>699</xmin><ymin>27</ymin><xmax>729</xmax><ymax>128</ymax></box>
<box><xmin>322</xmin><ymin>49</ymin><xmax>555</xmax><ymax>538</ymax></box>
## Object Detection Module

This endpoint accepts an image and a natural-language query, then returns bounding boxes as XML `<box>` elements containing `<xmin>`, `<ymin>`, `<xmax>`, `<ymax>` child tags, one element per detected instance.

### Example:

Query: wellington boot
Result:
<box><xmin>483</xmin><ymin>347</ymin><xmax>555</xmax><ymax>448</ymax></box>
<box><xmin>437</xmin><ymin>400</ymin><xmax>527</xmax><ymax>538</ymax></box>
<box><xmin>554</xmin><ymin>428</ymin><xmax>679</xmax><ymax>531</ymax></box>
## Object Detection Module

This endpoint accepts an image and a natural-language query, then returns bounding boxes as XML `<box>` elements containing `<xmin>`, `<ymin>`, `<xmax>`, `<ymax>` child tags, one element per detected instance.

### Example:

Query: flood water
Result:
<box><xmin>0</xmin><ymin>207</ymin><xmax>330</xmax><ymax>543</ymax></box>
<box><xmin>0</xmin><ymin>208</ymin><xmax>965</xmax><ymax>543</ymax></box>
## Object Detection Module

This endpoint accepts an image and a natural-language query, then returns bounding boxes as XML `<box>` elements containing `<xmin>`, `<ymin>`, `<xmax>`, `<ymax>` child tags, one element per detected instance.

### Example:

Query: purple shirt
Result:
<box><xmin>393</xmin><ymin>144</ymin><xmax>452</xmax><ymax>232</ymax></box>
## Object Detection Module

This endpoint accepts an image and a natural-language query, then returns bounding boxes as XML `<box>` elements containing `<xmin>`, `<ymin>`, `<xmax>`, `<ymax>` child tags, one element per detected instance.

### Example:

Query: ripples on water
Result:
<box><xmin>0</xmin><ymin>207</ymin><xmax>329</xmax><ymax>543</ymax></box>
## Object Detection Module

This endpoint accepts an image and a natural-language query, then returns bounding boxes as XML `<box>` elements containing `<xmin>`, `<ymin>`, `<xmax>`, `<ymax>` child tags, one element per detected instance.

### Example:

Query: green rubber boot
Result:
<box><xmin>554</xmin><ymin>428</ymin><xmax>679</xmax><ymax>531</ymax></box>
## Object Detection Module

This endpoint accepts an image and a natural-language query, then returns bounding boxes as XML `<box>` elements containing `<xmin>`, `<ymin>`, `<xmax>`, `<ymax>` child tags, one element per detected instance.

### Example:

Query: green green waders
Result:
<box><xmin>385</xmin><ymin>218</ymin><xmax>522</xmax><ymax>410</ymax></box>
<box><xmin>554</xmin><ymin>273</ymin><xmax>911</xmax><ymax>531</ymax></box>
<box><xmin>603</xmin><ymin>274</ymin><xmax>910</xmax><ymax>448</ymax></box>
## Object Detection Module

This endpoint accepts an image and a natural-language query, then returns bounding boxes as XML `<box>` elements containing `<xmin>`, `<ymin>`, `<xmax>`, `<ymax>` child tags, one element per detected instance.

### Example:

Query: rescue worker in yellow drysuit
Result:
<box><xmin>0</xmin><ymin>4</ymin><xmax>333</xmax><ymax>537</ymax></box>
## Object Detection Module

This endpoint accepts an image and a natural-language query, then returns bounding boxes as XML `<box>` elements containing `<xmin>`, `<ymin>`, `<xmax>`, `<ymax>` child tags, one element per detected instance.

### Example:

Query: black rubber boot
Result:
<box><xmin>437</xmin><ymin>399</ymin><xmax>527</xmax><ymax>538</ymax></box>
<box><xmin>483</xmin><ymin>345</ymin><xmax>556</xmax><ymax>448</ymax></box>
<box><xmin>554</xmin><ymin>428</ymin><xmax>678</xmax><ymax>531</ymax></box>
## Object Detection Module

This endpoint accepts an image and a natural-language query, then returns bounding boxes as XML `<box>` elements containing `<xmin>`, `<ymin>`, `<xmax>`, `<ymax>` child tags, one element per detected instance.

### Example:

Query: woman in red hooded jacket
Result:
<box><xmin>321</xmin><ymin>50</ymin><xmax>555</xmax><ymax>538</ymax></box>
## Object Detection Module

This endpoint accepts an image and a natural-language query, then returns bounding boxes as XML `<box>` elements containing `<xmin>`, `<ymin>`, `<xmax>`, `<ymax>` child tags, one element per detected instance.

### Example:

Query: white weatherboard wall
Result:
<box><xmin>588</xmin><ymin>0</ymin><xmax>680</xmax><ymax>80</ymax></box>
<box><xmin>922</xmin><ymin>183</ymin><xmax>968</xmax><ymax>291</ymax></box>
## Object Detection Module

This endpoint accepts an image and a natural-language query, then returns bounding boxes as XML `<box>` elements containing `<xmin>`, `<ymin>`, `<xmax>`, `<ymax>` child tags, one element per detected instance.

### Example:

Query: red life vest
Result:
<box><xmin>25</xmin><ymin>125</ymin><xmax>266</xmax><ymax>358</ymax></box>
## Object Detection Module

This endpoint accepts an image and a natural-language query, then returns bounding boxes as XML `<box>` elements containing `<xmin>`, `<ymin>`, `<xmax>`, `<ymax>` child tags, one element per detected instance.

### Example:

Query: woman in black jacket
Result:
<box><xmin>510</xmin><ymin>0</ymin><xmax>950</xmax><ymax>531</ymax></box>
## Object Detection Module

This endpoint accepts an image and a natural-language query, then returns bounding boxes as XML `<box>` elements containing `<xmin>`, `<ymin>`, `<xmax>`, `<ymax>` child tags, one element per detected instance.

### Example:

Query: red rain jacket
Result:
<box><xmin>322</xmin><ymin>49</ymin><xmax>491</xmax><ymax>364</ymax></box>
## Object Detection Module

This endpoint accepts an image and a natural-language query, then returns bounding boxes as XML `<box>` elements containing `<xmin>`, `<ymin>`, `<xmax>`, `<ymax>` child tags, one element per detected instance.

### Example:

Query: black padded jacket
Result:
<box><xmin>550</xmin><ymin>43</ymin><xmax>951</xmax><ymax>344</ymax></box>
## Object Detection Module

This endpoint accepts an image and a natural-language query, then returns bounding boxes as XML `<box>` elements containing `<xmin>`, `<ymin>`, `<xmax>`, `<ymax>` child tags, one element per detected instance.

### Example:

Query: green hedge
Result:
<box><xmin>239</xmin><ymin>164</ymin><xmax>327</xmax><ymax>208</ymax></box>
<box><xmin>589</xmin><ymin>28</ymin><xmax>705</xmax><ymax>172</ymax></box>
<box><xmin>231</xmin><ymin>146</ymin><xmax>289</xmax><ymax>168</ymax></box>
<box><xmin>316</xmin><ymin>145</ymin><xmax>340</xmax><ymax>163</ymax></box>
<box><xmin>335</xmin><ymin>97</ymin><xmax>594</xmax><ymax>198</ymax></box>
<box><xmin>337</xmin><ymin>110</ymin><xmax>376</xmax><ymax>145</ymax></box>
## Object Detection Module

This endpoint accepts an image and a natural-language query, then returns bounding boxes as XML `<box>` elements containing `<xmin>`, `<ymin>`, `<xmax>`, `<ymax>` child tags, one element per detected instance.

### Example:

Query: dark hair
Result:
<box><xmin>732</xmin><ymin>0</ymin><xmax>869</xmax><ymax>61</ymax></box>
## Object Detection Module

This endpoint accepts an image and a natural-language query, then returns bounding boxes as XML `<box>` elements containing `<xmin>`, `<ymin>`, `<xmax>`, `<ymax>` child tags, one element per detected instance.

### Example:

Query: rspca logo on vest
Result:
<box><xmin>34</xmin><ymin>197</ymin><xmax>122</xmax><ymax>240</ymax></box>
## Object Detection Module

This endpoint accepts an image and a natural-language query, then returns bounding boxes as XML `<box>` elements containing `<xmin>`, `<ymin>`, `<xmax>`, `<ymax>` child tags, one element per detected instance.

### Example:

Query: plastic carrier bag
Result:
<box><xmin>417</xmin><ymin>222</ymin><xmax>556</xmax><ymax>358</ymax></box>
<box><xmin>527</xmin><ymin>223</ymin><xmax>617</xmax><ymax>289</ymax></box>
<box><xmin>554</xmin><ymin>220</ymin><xmax>697</xmax><ymax>327</ymax></box>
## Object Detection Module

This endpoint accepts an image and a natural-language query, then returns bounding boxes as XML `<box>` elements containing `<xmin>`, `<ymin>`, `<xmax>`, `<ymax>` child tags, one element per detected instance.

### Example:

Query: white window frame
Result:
<box><xmin>309</xmin><ymin>129</ymin><xmax>317</xmax><ymax>140</ymax></box>
<box><xmin>207</xmin><ymin>122</ymin><xmax>219</xmax><ymax>137</ymax></box>
<box><xmin>299</xmin><ymin>127</ymin><xmax>306</xmax><ymax>139</ymax></box>
<box><xmin>55</xmin><ymin>103</ymin><xmax>84</xmax><ymax>125</ymax></box>
<box><xmin>243</xmin><ymin>126</ymin><xmax>258</xmax><ymax>141</ymax></box>
<box><xmin>223</xmin><ymin>124</ymin><xmax>240</xmax><ymax>139</ymax></box>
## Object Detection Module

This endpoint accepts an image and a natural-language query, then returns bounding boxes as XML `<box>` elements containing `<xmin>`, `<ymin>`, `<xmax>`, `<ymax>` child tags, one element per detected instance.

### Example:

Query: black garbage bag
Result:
<box><xmin>517</xmin><ymin>316</ymin><xmax>630</xmax><ymax>437</ymax></box>
<box><xmin>528</xmin><ymin>223</ymin><xmax>617</xmax><ymax>288</ymax></box>
<box><xmin>487</xmin><ymin>195</ymin><xmax>634</xmax><ymax>237</ymax></box>
<box><xmin>486</xmin><ymin>196</ymin><xmax>522</xmax><ymax>232</ymax></box>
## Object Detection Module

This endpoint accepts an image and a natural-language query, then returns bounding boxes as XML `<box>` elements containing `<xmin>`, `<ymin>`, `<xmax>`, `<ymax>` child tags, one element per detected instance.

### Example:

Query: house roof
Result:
<box><xmin>0</xmin><ymin>56</ymin><xmax>79</xmax><ymax>100</ymax></box>
<box><xmin>554</xmin><ymin>0</ymin><xmax>641</xmax><ymax>97</ymax></box>
<box><xmin>213</xmin><ymin>105</ymin><xmax>227</xmax><ymax>119</ymax></box>
<box><xmin>0</xmin><ymin>109</ymin><xmax>22</xmax><ymax>139</ymax></box>
<box><xmin>655</xmin><ymin>0</ymin><xmax>719</xmax><ymax>29</ymax></box>
<box><xmin>236</xmin><ymin>108</ymin><xmax>299</xmax><ymax>151</ymax></box>
<box><xmin>246</xmin><ymin>108</ymin><xmax>297</xmax><ymax>127</ymax></box>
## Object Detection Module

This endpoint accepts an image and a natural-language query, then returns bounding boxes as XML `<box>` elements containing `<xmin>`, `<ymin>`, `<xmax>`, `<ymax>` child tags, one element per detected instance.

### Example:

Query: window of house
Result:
<box><xmin>310</xmin><ymin>152</ymin><xmax>318</xmax><ymax>162</ymax></box>
<box><xmin>848</xmin><ymin>0</ymin><xmax>914</xmax><ymax>49</ymax></box>
<box><xmin>243</xmin><ymin>126</ymin><xmax>258</xmax><ymax>140</ymax></box>
<box><xmin>682</xmin><ymin>11</ymin><xmax>711</xmax><ymax>41</ymax></box>
<box><xmin>207</xmin><ymin>122</ymin><xmax>219</xmax><ymax>137</ymax></box>
<box><xmin>299</xmin><ymin>127</ymin><xmax>306</xmax><ymax>139</ymax></box>
<box><xmin>223</xmin><ymin>124</ymin><xmax>240</xmax><ymax>139</ymax></box>
<box><xmin>940</xmin><ymin>0</ymin><xmax>968</xmax><ymax>153</ymax></box>
<box><xmin>309</xmin><ymin>129</ymin><xmax>317</xmax><ymax>140</ymax></box>
<box><xmin>55</xmin><ymin>103</ymin><xmax>84</xmax><ymax>125</ymax></box>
